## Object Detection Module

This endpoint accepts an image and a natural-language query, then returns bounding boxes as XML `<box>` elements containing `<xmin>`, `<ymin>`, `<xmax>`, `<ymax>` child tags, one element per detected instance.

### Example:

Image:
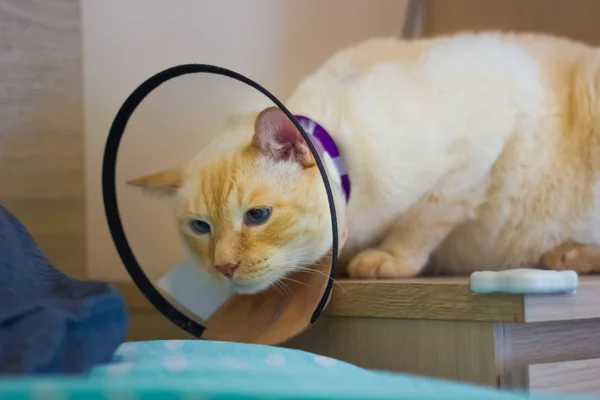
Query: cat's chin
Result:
<box><xmin>231</xmin><ymin>280</ymin><xmax>272</xmax><ymax>295</ymax></box>
<box><xmin>231</xmin><ymin>274</ymin><xmax>285</xmax><ymax>295</ymax></box>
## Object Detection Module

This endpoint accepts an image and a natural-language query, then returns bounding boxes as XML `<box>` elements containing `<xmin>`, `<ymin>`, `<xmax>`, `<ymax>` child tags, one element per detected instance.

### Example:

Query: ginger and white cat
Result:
<box><xmin>130</xmin><ymin>31</ymin><xmax>600</xmax><ymax>294</ymax></box>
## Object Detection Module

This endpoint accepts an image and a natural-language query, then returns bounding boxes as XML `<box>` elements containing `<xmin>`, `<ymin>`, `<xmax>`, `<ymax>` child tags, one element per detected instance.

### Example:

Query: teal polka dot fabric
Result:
<box><xmin>0</xmin><ymin>340</ymin><xmax>589</xmax><ymax>399</ymax></box>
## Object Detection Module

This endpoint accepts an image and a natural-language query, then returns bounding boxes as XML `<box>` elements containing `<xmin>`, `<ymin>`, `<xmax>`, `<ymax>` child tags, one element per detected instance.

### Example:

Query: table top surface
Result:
<box><xmin>116</xmin><ymin>276</ymin><xmax>600</xmax><ymax>324</ymax></box>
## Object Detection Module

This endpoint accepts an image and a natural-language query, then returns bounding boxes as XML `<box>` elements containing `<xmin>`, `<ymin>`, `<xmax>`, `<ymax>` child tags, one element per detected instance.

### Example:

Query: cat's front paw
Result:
<box><xmin>347</xmin><ymin>249</ymin><xmax>420</xmax><ymax>278</ymax></box>
<box><xmin>539</xmin><ymin>242</ymin><xmax>600</xmax><ymax>273</ymax></box>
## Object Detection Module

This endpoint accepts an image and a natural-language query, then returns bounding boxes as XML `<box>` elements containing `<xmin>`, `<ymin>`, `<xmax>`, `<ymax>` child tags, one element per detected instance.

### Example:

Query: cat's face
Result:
<box><xmin>129</xmin><ymin>107</ymin><xmax>342</xmax><ymax>294</ymax></box>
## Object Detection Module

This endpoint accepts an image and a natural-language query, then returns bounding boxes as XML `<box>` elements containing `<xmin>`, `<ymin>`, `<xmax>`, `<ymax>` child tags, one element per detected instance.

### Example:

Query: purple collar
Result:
<box><xmin>294</xmin><ymin>115</ymin><xmax>351</xmax><ymax>202</ymax></box>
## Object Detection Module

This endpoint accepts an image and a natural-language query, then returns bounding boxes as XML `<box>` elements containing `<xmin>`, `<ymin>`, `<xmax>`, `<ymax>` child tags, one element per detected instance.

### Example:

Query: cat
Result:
<box><xmin>129</xmin><ymin>31</ymin><xmax>600</xmax><ymax>294</ymax></box>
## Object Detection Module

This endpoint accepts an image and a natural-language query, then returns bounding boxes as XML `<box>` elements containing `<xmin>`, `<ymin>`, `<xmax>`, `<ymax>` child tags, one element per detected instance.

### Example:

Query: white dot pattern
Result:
<box><xmin>117</xmin><ymin>342</ymin><xmax>138</xmax><ymax>354</ymax></box>
<box><xmin>164</xmin><ymin>340</ymin><xmax>185</xmax><ymax>350</ymax></box>
<box><xmin>264</xmin><ymin>353</ymin><xmax>286</xmax><ymax>367</ymax></box>
<box><xmin>314</xmin><ymin>355</ymin><xmax>337</xmax><ymax>367</ymax></box>
<box><xmin>163</xmin><ymin>356</ymin><xmax>189</xmax><ymax>371</ymax></box>
<box><xmin>107</xmin><ymin>362</ymin><xmax>134</xmax><ymax>376</ymax></box>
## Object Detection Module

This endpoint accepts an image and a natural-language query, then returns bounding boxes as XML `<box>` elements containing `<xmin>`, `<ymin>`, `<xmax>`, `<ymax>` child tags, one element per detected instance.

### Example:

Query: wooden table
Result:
<box><xmin>118</xmin><ymin>277</ymin><xmax>600</xmax><ymax>395</ymax></box>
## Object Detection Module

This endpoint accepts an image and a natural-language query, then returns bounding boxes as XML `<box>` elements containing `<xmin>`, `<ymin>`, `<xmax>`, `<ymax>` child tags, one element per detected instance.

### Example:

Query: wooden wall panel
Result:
<box><xmin>425</xmin><ymin>0</ymin><xmax>600</xmax><ymax>45</ymax></box>
<box><xmin>0</xmin><ymin>0</ymin><xmax>84</xmax><ymax>277</ymax></box>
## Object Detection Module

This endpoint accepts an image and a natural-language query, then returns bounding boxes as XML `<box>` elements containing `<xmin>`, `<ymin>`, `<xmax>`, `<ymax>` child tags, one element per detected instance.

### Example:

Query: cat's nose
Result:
<box><xmin>215</xmin><ymin>262</ymin><xmax>240</xmax><ymax>278</ymax></box>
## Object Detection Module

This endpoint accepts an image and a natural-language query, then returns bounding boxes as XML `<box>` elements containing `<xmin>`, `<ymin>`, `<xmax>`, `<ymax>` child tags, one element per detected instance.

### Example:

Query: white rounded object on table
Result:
<box><xmin>469</xmin><ymin>268</ymin><xmax>578</xmax><ymax>294</ymax></box>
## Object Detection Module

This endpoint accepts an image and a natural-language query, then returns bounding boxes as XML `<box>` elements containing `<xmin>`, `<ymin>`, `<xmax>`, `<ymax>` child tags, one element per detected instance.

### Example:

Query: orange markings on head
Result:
<box><xmin>128</xmin><ymin>108</ymin><xmax>334</xmax><ymax>294</ymax></box>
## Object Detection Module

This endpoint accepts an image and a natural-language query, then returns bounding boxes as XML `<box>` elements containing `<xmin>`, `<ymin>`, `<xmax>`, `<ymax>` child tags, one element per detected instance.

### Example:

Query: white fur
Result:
<box><xmin>283</xmin><ymin>32</ymin><xmax>600</xmax><ymax>275</ymax></box>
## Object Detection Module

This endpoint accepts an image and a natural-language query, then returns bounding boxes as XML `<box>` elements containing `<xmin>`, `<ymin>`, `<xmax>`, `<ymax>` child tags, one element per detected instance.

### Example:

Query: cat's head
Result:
<box><xmin>128</xmin><ymin>107</ymin><xmax>345</xmax><ymax>294</ymax></box>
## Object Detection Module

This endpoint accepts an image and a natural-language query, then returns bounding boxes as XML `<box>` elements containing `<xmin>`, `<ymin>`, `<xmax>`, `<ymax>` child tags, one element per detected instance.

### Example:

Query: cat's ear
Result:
<box><xmin>252</xmin><ymin>107</ymin><xmax>315</xmax><ymax>168</ymax></box>
<box><xmin>127</xmin><ymin>169</ymin><xmax>182</xmax><ymax>197</ymax></box>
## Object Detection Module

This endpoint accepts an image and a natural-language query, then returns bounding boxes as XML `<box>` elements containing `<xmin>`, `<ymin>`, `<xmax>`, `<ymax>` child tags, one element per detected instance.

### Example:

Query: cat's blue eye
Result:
<box><xmin>244</xmin><ymin>207</ymin><xmax>272</xmax><ymax>226</ymax></box>
<box><xmin>189</xmin><ymin>220</ymin><xmax>211</xmax><ymax>235</ymax></box>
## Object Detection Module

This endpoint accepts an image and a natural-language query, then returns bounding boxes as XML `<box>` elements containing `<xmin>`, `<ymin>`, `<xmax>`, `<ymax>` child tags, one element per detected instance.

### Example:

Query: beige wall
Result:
<box><xmin>83</xmin><ymin>0</ymin><xmax>409</xmax><ymax>281</ymax></box>
<box><xmin>0</xmin><ymin>1</ymin><xmax>84</xmax><ymax>278</ymax></box>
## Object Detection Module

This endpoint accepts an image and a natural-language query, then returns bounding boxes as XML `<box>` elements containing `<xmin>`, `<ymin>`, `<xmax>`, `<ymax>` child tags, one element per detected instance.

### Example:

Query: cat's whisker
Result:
<box><xmin>277</xmin><ymin>280</ymin><xmax>294</xmax><ymax>297</ymax></box>
<box><xmin>280</xmin><ymin>276</ymin><xmax>309</xmax><ymax>287</ymax></box>
<box><xmin>268</xmin><ymin>263</ymin><xmax>347</xmax><ymax>294</ymax></box>
<box><xmin>279</xmin><ymin>243</ymin><xmax>313</xmax><ymax>255</ymax></box>
<box><xmin>297</xmin><ymin>271</ymin><xmax>347</xmax><ymax>295</ymax></box>
<box><xmin>279</xmin><ymin>280</ymin><xmax>295</xmax><ymax>296</ymax></box>
<box><xmin>295</xmin><ymin>269</ymin><xmax>346</xmax><ymax>291</ymax></box>
<box><xmin>271</xmin><ymin>281</ymin><xmax>284</xmax><ymax>297</ymax></box>
<box><xmin>273</xmin><ymin>281</ymin><xmax>289</xmax><ymax>298</ymax></box>
<box><xmin>280</xmin><ymin>236</ymin><xmax>308</xmax><ymax>247</ymax></box>
<box><xmin>291</xmin><ymin>267</ymin><xmax>347</xmax><ymax>294</ymax></box>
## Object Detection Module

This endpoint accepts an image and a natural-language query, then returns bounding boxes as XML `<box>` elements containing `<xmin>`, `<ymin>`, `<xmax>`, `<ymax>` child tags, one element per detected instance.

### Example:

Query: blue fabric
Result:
<box><xmin>0</xmin><ymin>204</ymin><xmax>129</xmax><ymax>374</ymax></box>
<box><xmin>0</xmin><ymin>340</ymin><xmax>591</xmax><ymax>399</ymax></box>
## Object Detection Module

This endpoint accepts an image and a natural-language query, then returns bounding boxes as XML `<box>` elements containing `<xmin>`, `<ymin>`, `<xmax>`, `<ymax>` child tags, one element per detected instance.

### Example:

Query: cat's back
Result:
<box><xmin>291</xmin><ymin>32</ymin><xmax>600</xmax><ymax>268</ymax></box>
<box><xmin>297</xmin><ymin>31</ymin><xmax>597</xmax><ymax>105</ymax></box>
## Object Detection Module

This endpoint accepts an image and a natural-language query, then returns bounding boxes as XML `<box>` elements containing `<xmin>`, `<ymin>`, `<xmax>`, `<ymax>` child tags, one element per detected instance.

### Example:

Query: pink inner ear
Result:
<box><xmin>253</xmin><ymin>107</ymin><xmax>313</xmax><ymax>167</ymax></box>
